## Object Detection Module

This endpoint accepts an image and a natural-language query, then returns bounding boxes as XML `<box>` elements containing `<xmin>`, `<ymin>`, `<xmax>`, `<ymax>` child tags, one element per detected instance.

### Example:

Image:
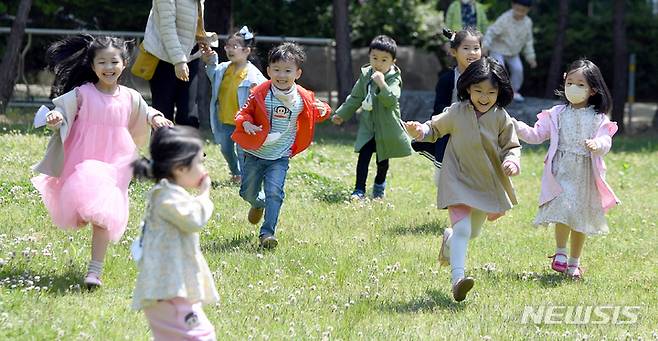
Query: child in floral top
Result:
<box><xmin>132</xmin><ymin>126</ymin><xmax>218</xmax><ymax>341</ymax></box>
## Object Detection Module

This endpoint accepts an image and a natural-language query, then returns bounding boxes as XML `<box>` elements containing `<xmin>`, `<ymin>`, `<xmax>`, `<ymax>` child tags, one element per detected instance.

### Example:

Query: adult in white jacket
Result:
<box><xmin>143</xmin><ymin>0</ymin><xmax>215</xmax><ymax>128</ymax></box>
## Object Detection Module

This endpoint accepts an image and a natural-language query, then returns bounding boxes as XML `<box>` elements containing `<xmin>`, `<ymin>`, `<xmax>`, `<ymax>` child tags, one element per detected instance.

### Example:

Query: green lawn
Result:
<box><xmin>1</xmin><ymin>123</ymin><xmax>656</xmax><ymax>340</ymax></box>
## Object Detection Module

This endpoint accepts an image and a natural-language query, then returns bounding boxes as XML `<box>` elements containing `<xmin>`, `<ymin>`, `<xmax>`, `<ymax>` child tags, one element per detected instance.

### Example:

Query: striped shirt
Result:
<box><xmin>247</xmin><ymin>88</ymin><xmax>303</xmax><ymax>160</ymax></box>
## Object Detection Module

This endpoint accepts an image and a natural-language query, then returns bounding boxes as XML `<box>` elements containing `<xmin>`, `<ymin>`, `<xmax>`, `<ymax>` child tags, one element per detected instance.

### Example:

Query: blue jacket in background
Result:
<box><xmin>204</xmin><ymin>54</ymin><xmax>266</xmax><ymax>144</ymax></box>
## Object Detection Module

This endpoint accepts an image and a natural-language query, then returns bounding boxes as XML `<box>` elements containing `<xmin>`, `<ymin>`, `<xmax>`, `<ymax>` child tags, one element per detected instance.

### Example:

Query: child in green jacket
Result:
<box><xmin>331</xmin><ymin>35</ymin><xmax>413</xmax><ymax>200</ymax></box>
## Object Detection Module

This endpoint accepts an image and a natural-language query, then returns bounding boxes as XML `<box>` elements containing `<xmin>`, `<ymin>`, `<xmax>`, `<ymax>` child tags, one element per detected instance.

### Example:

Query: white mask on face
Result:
<box><xmin>565</xmin><ymin>84</ymin><xmax>589</xmax><ymax>104</ymax></box>
<box><xmin>461</xmin><ymin>0</ymin><xmax>470</xmax><ymax>4</ymax></box>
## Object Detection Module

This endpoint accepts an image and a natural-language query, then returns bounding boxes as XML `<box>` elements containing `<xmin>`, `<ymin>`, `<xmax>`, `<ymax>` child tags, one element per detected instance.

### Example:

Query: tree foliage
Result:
<box><xmin>486</xmin><ymin>0</ymin><xmax>657</xmax><ymax>101</ymax></box>
<box><xmin>1</xmin><ymin>0</ymin><xmax>657</xmax><ymax>100</ymax></box>
<box><xmin>348</xmin><ymin>0</ymin><xmax>443</xmax><ymax>50</ymax></box>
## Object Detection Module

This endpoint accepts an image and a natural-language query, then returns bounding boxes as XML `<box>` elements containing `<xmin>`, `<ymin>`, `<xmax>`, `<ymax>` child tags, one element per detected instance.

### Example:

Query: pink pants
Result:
<box><xmin>143</xmin><ymin>297</ymin><xmax>216</xmax><ymax>341</ymax></box>
<box><xmin>448</xmin><ymin>204</ymin><xmax>505</xmax><ymax>225</ymax></box>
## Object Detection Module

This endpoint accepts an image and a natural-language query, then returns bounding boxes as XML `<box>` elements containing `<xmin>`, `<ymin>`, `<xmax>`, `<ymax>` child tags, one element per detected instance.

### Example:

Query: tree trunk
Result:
<box><xmin>544</xmin><ymin>0</ymin><xmax>568</xmax><ymax>98</ymax></box>
<box><xmin>612</xmin><ymin>0</ymin><xmax>627</xmax><ymax>133</ymax></box>
<box><xmin>194</xmin><ymin>1</ymin><xmax>232</xmax><ymax>131</ymax></box>
<box><xmin>0</xmin><ymin>0</ymin><xmax>33</xmax><ymax>115</ymax></box>
<box><xmin>333</xmin><ymin>0</ymin><xmax>353</xmax><ymax>106</ymax></box>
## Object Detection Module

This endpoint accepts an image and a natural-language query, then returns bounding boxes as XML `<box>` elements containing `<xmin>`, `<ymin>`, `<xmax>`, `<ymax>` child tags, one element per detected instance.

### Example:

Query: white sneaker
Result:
<box><xmin>513</xmin><ymin>93</ymin><xmax>525</xmax><ymax>102</ymax></box>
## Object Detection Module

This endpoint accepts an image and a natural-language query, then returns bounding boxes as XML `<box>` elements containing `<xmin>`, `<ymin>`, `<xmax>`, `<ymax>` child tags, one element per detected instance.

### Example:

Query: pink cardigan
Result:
<box><xmin>514</xmin><ymin>105</ymin><xmax>620</xmax><ymax>212</ymax></box>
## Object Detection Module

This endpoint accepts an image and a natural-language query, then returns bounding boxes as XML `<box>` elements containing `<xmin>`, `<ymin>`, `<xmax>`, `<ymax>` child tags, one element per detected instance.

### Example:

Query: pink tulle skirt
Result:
<box><xmin>32</xmin><ymin>160</ymin><xmax>130</xmax><ymax>242</ymax></box>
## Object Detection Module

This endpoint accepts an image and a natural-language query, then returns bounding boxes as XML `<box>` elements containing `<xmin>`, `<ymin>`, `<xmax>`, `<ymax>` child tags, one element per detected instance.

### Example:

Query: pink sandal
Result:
<box><xmin>548</xmin><ymin>253</ymin><xmax>568</xmax><ymax>273</ymax></box>
<box><xmin>567</xmin><ymin>265</ymin><xmax>584</xmax><ymax>280</ymax></box>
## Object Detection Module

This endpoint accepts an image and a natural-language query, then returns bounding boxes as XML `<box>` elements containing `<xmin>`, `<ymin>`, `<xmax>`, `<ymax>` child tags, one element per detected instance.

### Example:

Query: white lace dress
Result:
<box><xmin>534</xmin><ymin>106</ymin><xmax>608</xmax><ymax>235</ymax></box>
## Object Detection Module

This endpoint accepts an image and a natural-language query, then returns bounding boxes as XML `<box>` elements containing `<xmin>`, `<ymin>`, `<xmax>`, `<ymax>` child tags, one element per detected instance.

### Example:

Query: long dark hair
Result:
<box><xmin>457</xmin><ymin>57</ymin><xmax>514</xmax><ymax>108</ymax></box>
<box><xmin>46</xmin><ymin>35</ymin><xmax>130</xmax><ymax>97</ymax></box>
<box><xmin>556</xmin><ymin>59</ymin><xmax>613</xmax><ymax>114</ymax></box>
<box><xmin>132</xmin><ymin>126</ymin><xmax>204</xmax><ymax>182</ymax></box>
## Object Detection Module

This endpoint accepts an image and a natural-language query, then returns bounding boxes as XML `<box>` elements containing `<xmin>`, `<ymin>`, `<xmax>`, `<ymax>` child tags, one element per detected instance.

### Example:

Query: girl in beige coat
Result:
<box><xmin>405</xmin><ymin>57</ymin><xmax>521</xmax><ymax>302</ymax></box>
<box><xmin>132</xmin><ymin>126</ymin><xmax>218</xmax><ymax>340</ymax></box>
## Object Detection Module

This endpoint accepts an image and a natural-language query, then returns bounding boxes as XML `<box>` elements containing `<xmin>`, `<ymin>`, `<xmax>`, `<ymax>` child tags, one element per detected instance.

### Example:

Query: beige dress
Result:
<box><xmin>534</xmin><ymin>106</ymin><xmax>608</xmax><ymax>235</ymax></box>
<box><xmin>422</xmin><ymin>102</ymin><xmax>521</xmax><ymax>213</ymax></box>
<box><xmin>132</xmin><ymin>179</ymin><xmax>219</xmax><ymax>310</ymax></box>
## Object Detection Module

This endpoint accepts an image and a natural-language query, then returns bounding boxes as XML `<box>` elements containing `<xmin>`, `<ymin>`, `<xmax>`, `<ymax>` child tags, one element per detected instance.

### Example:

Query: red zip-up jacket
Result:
<box><xmin>231</xmin><ymin>80</ymin><xmax>331</xmax><ymax>157</ymax></box>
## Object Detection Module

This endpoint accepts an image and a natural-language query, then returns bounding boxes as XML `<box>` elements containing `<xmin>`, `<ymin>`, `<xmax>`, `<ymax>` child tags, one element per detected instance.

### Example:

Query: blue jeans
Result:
<box><xmin>240</xmin><ymin>154</ymin><xmax>290</xmax><ymax>237</ymax></box>
<box><xmin>212</xmin><ymin>121</ymin><xmax>244</xmax><ymax>176</ymax></box>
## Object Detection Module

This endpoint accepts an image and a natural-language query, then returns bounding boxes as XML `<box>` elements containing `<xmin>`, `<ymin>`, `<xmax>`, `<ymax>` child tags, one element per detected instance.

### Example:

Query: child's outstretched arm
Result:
<box><xmin>500</xmin><ymin>115</ymin><xmax>522</xmax><ymax>176</ymax></box>
<box><xmin>45</xmin><ymin>110</ymin><xmax>64</xmax><ymax>129</ymax></box>
<box><xmin>512</xmin><ymin>111</ymin><xmax>551</xmax><ymax>144</ymax></box>
<box><xmin>482</xmin><ymin>16</ymin><xmax>504</xmax><ymax>55</ymax></box>
<box><xmin>404</xmin><ymin>109</ymin><xmax>454</xmax><ymax>143</ymax></box>
<box><xmin>312</xmin><ymin>98</ymin><xmax>331</xmax><ymax>122</ymax></box>
<box><xmin>586</xmin><ymin>118</ymin><xmax>618</xmax><ymax>156</ymax></box>
<box><xmin>523</xmin><ymin>26</ymin><xmax>537</xmax><ymax>68</ymax></box>
<box><xmin>332</xmin><ymin>76</ymin><xmax>367</xmax><ymax>125</ymax></box>
<box><xmin>202</xmin><ymin>48</ymin><xmax>220</xmax><ymax>83</ymax></box>
<box><xmin>136</xmin><ymin>94</ymin><xmax>172</xmax><ymax>128</ymax></box>
<box><xmin>234</xmin><ymin>93</ymin><xmax>262</xmax><ymax>135</ymax></box>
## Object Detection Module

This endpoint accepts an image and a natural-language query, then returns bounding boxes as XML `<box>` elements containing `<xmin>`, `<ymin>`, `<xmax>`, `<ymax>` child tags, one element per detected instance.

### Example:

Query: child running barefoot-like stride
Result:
<box><xmin>32</xmin><ymin>35</ymin><xmax>172</xmax><ymax>289</ymax></box>
<box><xmin>405</xmin><ymin>57</ymin><xmax>521</xmax><ymax>302</ymax></box>
<box><xmin>513</xmin><ymin>59</ymin><xmax>619</xmax><ymax>279</ymax></box>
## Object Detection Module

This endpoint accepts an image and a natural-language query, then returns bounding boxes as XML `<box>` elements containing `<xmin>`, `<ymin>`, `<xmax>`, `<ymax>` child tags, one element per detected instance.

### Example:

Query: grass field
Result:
<box><xmin>0</xmin><ymin>123</ymin><xmax>656</xmax><ymax>340</ymax></box>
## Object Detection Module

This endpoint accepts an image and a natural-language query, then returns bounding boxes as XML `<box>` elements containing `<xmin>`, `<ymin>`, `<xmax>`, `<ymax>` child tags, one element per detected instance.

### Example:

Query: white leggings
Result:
<box><xmin>449</xmin><ymin>209</ymin><xmax>487</xmax><ymax>284</ymax></box>
<box><xmin>489</xmin><ymin>52</ymin><xmax>524</xmax><ymax>93</ymax></box>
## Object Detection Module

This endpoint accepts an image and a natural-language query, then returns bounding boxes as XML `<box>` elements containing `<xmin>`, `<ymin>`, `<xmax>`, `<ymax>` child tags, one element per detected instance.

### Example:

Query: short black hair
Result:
<box><xmin>369</xmin><ymin>35</ymin><xmax>397</xmax><ymax>59</ymax></box>
<box><xmin>512</xmin><ymin>0</ymin><xmax>533</xmax><ymax>7</ymax></box>
<box><xmin>268</xmin><ymin>42</ymin><xmax>306</xmax><ymax>68</ymax></box>
<box><xmin>457</xmin><ymin>57</ymin><xmax>514</xmax><ymax>108</ymax></box>
<box><xmin>557</xmin><ymin>58</ymin><xmax>613</xmax><ymax>114</ymax></box>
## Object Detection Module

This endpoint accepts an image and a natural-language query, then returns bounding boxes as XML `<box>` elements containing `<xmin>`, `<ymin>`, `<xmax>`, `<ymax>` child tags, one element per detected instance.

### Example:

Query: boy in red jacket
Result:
<box><xmin>232</xmin><ymin>42</ymin><xmax>331</xmax><ymax>249</ymax></box>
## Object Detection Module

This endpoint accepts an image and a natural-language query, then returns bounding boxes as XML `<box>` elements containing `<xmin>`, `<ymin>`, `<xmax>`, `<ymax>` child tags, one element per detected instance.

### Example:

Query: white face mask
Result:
<box><xmin>461</xmin><ymin>0</ymin><xmax>471</xmax><ymax>4</ymax></box>
<box><xmin>565</xmin><ymin>84</ymin><xmax>589</xmax><ymax>104</ymax></box>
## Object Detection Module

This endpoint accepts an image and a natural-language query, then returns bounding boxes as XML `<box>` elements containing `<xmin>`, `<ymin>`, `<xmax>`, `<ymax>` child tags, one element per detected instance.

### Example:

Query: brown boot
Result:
<box><xmin>248</xmin><ymin>207</ymin><xmax>264</xmax><ymax>224</ymax></box>
<box><xmin>259</xmin><ymin>234</ymin><xmax>278</xmax><ymax>249</ymax></box>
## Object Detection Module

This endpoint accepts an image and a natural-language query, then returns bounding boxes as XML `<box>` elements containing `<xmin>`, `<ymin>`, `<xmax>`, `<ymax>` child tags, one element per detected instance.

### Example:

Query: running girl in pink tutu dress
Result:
<box><xmin>32</xmin><ymin>35</ymin><xmax>172</xmax><ymax>289</ymax></box>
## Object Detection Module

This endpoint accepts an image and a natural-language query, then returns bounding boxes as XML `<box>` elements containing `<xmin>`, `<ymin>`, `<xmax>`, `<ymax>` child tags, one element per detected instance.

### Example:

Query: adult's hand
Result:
<box><xmin>174</xmin><ymin>62</ymin><xmax>190</xmax><ymax>81</ymax></box>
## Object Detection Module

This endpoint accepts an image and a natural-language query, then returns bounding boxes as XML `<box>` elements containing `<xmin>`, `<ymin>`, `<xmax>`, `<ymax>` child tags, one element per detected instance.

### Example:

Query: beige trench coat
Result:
<box><xmin>422</xmin><ymin>102</ymin><xmax>521</xmax><ymax>213</ymax></box>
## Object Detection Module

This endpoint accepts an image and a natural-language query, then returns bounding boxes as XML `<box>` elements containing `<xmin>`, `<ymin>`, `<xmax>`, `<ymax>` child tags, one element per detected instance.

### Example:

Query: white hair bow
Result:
<box><xmin>239</xmin><ymin>26</ymin><xmax>254</xmax><ymax>40</ymax></box>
